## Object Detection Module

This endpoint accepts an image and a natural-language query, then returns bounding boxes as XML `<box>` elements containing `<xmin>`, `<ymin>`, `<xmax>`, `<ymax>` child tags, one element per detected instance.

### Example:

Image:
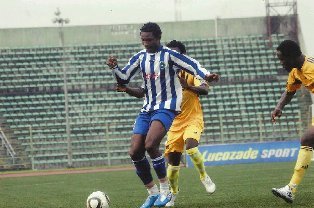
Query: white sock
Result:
<box><xmin>160</xmin><ymin>181</ymin><xmax>170</xmax><ymax>193</ymax></box>
<box><xmin>147</xmin><ymin>184</ymin><xmax>159</xmax><ymax>195</ymax></box>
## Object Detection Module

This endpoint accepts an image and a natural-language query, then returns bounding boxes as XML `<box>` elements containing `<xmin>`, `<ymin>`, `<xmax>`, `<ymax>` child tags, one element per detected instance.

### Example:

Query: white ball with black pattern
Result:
<box><xmin>86</xmin><ymin>191</ymin><xmax>110</xmax><ymax>208</ymax></box>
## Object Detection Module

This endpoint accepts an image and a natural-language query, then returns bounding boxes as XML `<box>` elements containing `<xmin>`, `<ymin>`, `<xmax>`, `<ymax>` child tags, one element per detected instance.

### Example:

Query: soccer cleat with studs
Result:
<box><xmin>140</xmin><ymin>194</ymin><xmax>159</xmax><ymax>208</ymax></box>
<box><xmin>271</xmin><ymin>185</ymin><xmax>294</xmax><ymax>203</ymax></box>
<box><xmin>154</xmin><ymin>191</ymin><xmax>173</xmax><ymax>207</ymax></box>
<box><xmin>201</xmin><ymin>175</ymin><xmax>216</xmax><ymax>194</ymax></box>
<box><xmin>165</xmin><ymin>193</ymin><xmax>177</xmax><ymax>207</ymax></box>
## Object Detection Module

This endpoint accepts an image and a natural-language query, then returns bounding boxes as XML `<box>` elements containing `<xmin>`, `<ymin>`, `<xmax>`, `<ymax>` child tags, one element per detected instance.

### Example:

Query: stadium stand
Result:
<box><xmin>0</xmin><ymin>34</ymin><xmax>311</xmax><ymax>169</ymax></box>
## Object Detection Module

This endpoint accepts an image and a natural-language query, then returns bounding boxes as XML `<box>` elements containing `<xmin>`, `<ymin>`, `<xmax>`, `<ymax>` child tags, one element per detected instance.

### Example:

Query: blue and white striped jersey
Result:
<box><xmin>114</xmin><ymin>45</ymin><xmax>210</xmax><ymax>112</ymax></box>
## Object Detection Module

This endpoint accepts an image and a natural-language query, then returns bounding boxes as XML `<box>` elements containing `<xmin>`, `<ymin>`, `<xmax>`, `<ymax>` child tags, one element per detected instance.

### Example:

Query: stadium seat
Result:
<box><xmin>0</xmin><ymin>34</ymin><xmax>310</xmax><ymax>169</ymax></box>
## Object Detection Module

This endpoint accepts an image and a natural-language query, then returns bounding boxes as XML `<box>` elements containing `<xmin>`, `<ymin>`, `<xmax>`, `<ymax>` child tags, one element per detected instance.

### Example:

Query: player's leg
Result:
<box><xmin>185</xmin><ymin>138</ymin><xmax>206</xmax><ymax>179</ymax></box>
<box><xmin>145</xmin><ymin>109</ymin><xmax>176</xmax><ymax>206</ymax></box>
<box><xmin>167</xmin><ymin>152</ymin><xmax>182</xmax><ymax>166</ymax></box>
<box><xmin>165</xmin><ymin>152</ymin><xmax>181</xmax><ymax>207</ymax></box>
<box><xmin>164</xmin><ymin>129</ymin><xmax>184</xmax><ymax>206</ymax></box>
<box><xmin>184</xmin><ymin>125</ymin><xmax>215</xmax><ymax>194</ymax></box>
<box><xmin>130</xmin><ymin>134</ymin><xmax>159</xmax><ymax>208</ymax></box>
<box><xmin>146</xmin><ymin>120</ymin><xmax>172</xmax><ymax>206</ymax></box>
<box><xmin>130</xmin><ymin>112</ymin><xmax>159</xmax><ymax>208</ymax></box>
<box><xmin>272</xmin><ymin>126</ymin><xmax>314</xmax><ymax>203</ymax></box>
<box><xmin>165</xmin><ymin>129</ymin><xmax>184</xmax><ymax>194</ymax></box>
<box><xmin>290</xmin><ymin>126</ymin><xmax>314</xmax><ymax>190</ymax></box>
<box><xmin>167</xmin><ymin>152</ymin><xmax>181</xmax><ymax>193</ymax></box>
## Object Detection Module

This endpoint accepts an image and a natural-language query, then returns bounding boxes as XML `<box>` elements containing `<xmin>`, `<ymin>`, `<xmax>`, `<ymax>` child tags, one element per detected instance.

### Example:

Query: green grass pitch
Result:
<box><xmin>0</xmin><ymin>162</ymin><xmax>313</xmax><ymax>207</ymax></box>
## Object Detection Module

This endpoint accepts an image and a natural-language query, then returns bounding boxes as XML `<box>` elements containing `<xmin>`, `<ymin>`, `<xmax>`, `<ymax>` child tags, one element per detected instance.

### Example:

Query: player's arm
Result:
<box><xmin>271</xmin><ymin>73</ymin><xmax>301</xmax><ymax>123</ymax></box>
<box><xmin>190</xmin><ymin>75</ymin><xmax>209</xmax><ymax>95</ymax></box>
<box><xmin>116</xmin><ymin>84</ymin><xmax>145</xmax><ymax>98</ymax></box>
<box><xmin>169</xmin><ymin>51</ymin><xmax>219</xmax><ymax>83</ymax></box>
<box><xmin>106</xmin><ymin>53</ymin><xmax>141</xmax><ymax>85</ymax></box>
<box><xmin>271</xmin><ymin>90</ymin><xmax>296</xmax><ymax>123</ymax></box>
<box><xmin>186</xmin><ymin>84</ymin><xmax>209</xmax><ymax>95</ymax></box>
<box><xmin>178</xmin><ymin>74</ymin><xmax>209</xmax><ymax>95</ymax></box>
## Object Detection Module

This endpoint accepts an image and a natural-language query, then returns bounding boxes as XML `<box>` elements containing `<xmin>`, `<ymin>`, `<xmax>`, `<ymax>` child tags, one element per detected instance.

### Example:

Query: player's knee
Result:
<box><xmin>185</xmin><ymin>138</ymin><xmax>199</xmax><ymax>150</ymax></box>
<box><xmin>128</xmin><ymin>150</ymin><xmax>137</xmax><ymax>160</ymax></box>
<box><xmin>300</xmin><ymin>128</ymin><xmax>314</xmax><ymax>148</ymax></box>
<box><xmin>129</xmin><ymin>148</ymin><xmax>143</xmax><ymax>161</ymax></box>
<box><xmin>167</xmin><ymin>152</ymin><xmax>181</xmax><ymax>166</ymax></box>
<box><xmin>128</xmin><ymin>149</ymin><xmax>135</xmax><ymax>159</ymax></box>
<box><xmin>145</xmin><ymin>141</ymin><xmax>158</xmax><ymax>155</ymax></box>
<box><xmin>145</xmin><ymin>144</ymin><xmax>157</xmax><ymax>154</ymax></box>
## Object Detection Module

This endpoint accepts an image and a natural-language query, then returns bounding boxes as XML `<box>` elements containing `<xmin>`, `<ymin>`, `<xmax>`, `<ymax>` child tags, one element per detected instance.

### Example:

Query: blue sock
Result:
<box><xmin>152</xmin><ymin>155</ymin><xmax>167</xmax><ymax>179</ymax></box>
<box><xmin>133</xmin><ymin>156</ymin><xmax>153</xmax><ymax>185</ymax></box>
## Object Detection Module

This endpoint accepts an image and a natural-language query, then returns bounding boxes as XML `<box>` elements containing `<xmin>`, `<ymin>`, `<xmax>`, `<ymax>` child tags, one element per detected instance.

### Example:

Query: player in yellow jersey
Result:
<box><xmin>163</xmin><ymin>40</ymin><xmax>215</xmax><ymax>207</ymax></box>
<box><xmin>271</xmin><ymin>40</ymin><xmax>314</xmax><ymax>203</ymax></box>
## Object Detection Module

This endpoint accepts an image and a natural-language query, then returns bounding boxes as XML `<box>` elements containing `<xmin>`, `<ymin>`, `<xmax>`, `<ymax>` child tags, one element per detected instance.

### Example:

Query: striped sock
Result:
<box><xmin>151</xmin><ymin>155</ymin><xmax>167</xmax><ymax>179</ymax></box>
<box><xmin>133</xmin><ymin>156</ymin><xmax>153</xmax><ymax>185</ymax></box>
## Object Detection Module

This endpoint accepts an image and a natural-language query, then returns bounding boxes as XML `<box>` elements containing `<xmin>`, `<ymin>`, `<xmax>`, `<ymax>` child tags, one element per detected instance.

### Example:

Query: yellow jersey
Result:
<box><xmin>286</xmin><ymin>56</ymin><xmax>314</xmax><ymax>93</ymax></box>
<box><xmin>170</xmin><ymin>71</ymin><xmax>207</xmax><ymax>131</ymax></box>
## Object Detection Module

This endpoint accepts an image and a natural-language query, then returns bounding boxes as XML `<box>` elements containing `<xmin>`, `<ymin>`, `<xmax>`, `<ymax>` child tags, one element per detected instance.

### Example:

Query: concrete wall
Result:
<box><xmin>0</xmin><ymin>15</ymin><xmax>295</xmax><ymax>48</ymax></box>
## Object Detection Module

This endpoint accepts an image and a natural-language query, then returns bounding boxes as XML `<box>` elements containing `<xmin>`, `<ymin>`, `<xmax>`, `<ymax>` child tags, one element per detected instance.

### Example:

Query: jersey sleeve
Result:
<box><xmin>286</xmin><ymin>70</ymin><xmax>301</xmax><ymax>92</ymax></box>
<box><xmin>114</xmin><ymin>52</ymin><xmax>142</xmax><ymax>85</ymax></box>
<box><xmin>168</xmin><ymin>50</ymin><xmax>210</xmax><ymax>80</ymax></box>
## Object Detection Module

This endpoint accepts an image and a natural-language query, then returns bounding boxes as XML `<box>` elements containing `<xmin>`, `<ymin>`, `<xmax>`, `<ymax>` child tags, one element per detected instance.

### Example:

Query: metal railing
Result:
<box><xmin>0</xmin><ymin>128</ymin><xmax>16</xmax><ymax>164</ymax></box>
<box><xmin>4</xmin><ymin>110</ymin><xmax>307</xmax><ymax>170</ymax></box>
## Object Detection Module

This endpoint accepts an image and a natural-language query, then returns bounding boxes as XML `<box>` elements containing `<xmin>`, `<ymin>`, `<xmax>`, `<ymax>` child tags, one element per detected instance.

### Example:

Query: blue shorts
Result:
<box><xmin>133</xmin><ymin>109</ymin><xmax>176</xmax><ymax>135</ymax></box>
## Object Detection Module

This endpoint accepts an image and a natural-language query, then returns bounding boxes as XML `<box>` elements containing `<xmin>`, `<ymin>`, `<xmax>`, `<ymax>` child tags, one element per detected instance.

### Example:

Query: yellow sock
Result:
<box><xmin>289</xmin><ymin>146</ymin><xmax>313</xmax><ymax>192</ymax></box>
<box><xmin>167</xmin><ymin>164</ymin><xmax>180</xmax><ymax>194</ymax></box>
<box><xmin>186</xmin><ymin>147</ymin><xmax>206</xmax><ymax>180</ymax></box>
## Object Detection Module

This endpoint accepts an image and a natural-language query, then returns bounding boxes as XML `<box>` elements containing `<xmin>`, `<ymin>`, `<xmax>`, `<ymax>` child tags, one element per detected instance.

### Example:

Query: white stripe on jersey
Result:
<box><xmin>153</xmin><ymin>54</ymin><xmax>162</xmax><ymax>110</ymax></box>
<box><xmin>144</xmin><ymin>53</ymin><xmax>153</xmax><ymax>111</ymax></box>
<box><xmin>164</xmin><ymin>54</ymin><xmax>175</xmax><ymax>110</ymax></box>
<box><xmin>114</xmin><ymin>46</ymin><xmax>210</xmax><ymax>112</ymax></box>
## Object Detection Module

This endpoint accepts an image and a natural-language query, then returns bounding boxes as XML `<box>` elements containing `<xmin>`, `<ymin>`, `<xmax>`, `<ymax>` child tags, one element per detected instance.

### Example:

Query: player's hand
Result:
<box><xmin>106</xmin><ymin>56</ymin><xmax>118</xmax><ymax>69</ymax></box>
<box><xmin>271</xmin><ymin>108</ymin><xmax>282</xmax><ymax>123</ymax></box>
<box><xmin>116</xmin><ymin>84</ymin><xmax>127</xmax><ymax>92</ymax></box>
<box><xmin>205</xmin><ymin>73</ymin><xmax>219</xmax><ymax>82</ymax></box>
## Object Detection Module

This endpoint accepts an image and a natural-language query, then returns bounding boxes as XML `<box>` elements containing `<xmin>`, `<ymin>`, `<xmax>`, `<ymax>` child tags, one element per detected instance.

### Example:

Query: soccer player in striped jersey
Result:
<box><xmin>116</xmin><ymin>40</ymin><xmax>216</xmax><ymax>207</ymax></box>
<box><xmin>271</xmin><ymin>40</ymin><xmax>314</xmax><ymax>203</ymax></box>
<box><xmin>107</xmin><ymin>22</ymin><xmax>219</xmax><ymax>208</ymax></box>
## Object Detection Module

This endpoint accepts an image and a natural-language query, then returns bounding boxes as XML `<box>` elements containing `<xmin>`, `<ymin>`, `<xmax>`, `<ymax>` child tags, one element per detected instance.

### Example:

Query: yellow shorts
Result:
<box><xmin>165</xmin><ymin>125</ymin><xmax>202</xmax><ymax>156</ymax></box>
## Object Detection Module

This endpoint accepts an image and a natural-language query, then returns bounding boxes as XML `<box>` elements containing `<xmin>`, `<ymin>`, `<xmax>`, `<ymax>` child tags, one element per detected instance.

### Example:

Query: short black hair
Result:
<box><xmin>276</xmin><ymin>40</ymin><xmax>302</xmax><ymax>58</ymax></box>
<box><xmin>166</xmin><ymin>40</ymin><xmax>186</xmax><ymax>54</ymax></box>
<box><xmin>140</xmin><ymin>22</ymin><xmax>162</xmax><ymax>39</ymax></box>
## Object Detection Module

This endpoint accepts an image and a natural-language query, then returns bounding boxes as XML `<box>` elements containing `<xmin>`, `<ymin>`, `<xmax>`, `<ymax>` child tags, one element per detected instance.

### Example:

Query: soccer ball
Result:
<box><xmin>86</xmin><ymin>191</ymin><xmax>110</xmax><ymax>208</ymax></box>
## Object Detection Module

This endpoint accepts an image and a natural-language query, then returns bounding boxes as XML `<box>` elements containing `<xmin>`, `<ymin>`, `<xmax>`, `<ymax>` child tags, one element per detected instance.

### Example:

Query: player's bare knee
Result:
<box><xmin>167</xmin><ymin>153</ymin><xmax>181</xmax><ymax>166</ymax></box>
<box><xmin>129</xmin><ymin>148</ymin><xmax>144</xmax><ymax>161</ymax></box>
<box><xmin>144</xmin><ymin>142</ymin><xmax>159</xmax><ymax>156</ymax></box>
<box><xmin>185</xmin><ymin>138</ymin><xmax>199</xmax><ymax>150</ymax></box>
<box><xmin>145</xmin><ymin>143</ymin><xmax>157</xmax><ymax>154</ymax></box>
<box><xmin>301</xmin><ymin>139</ymin><xmax>314</xmax><ymax>148</ymax></box>
<box><xmin>128</xmin><ymin>149</ymin><xmax>135</xmax><ymax>159</ymax></box>
<box><xmin>301</xmin><ymin>127</ymin><xmax>314</xmax><ymax>147</ymax></box>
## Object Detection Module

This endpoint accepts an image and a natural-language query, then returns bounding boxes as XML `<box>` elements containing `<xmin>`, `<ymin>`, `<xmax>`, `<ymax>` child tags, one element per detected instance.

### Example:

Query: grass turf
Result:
<box><xmin>0</xmin><ymin>162</ymin><xmax>313</xmax><ymax>207</ymax></box>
